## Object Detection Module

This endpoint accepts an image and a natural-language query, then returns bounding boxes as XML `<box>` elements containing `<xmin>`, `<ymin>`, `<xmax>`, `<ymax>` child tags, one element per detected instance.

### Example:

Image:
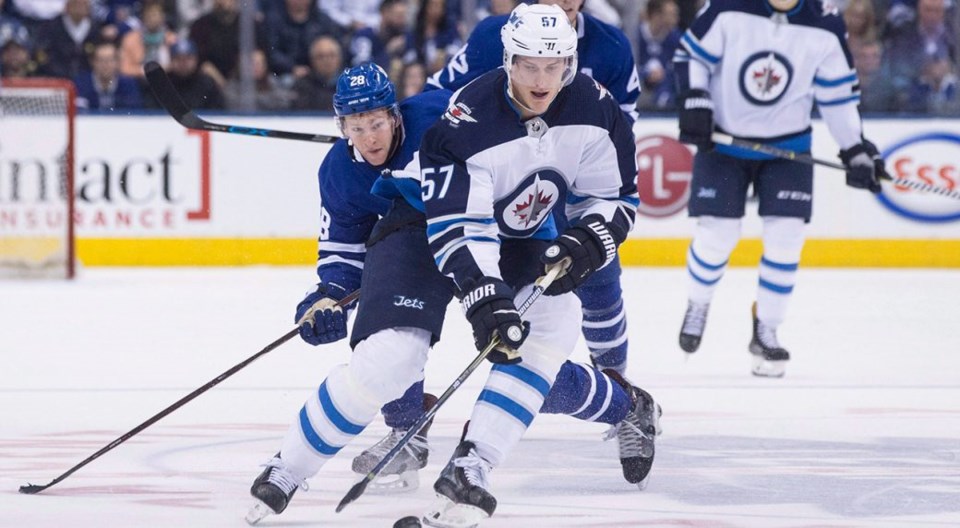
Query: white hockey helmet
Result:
<box><xmin>501</xmin><ymin>3</ymin><xmax>579</xmax><ymax>86</ymax></box>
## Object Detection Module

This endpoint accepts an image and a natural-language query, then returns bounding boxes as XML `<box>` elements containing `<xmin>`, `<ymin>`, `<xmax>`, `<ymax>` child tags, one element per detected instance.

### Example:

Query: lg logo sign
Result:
<box><xmin>635</xmin><ymin>135</ymin><xmax>693</xmax><ymax>218</ymax></box>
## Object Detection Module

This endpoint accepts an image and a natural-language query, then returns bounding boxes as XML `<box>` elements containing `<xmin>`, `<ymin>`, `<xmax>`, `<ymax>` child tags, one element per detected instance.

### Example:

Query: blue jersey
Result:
<box><xmin>419</xmin><ymin>70</ymin><xmax>639</xmax><ymax>289</ymax></box>
<box><xmin>313</xmin><ymin>89</ymin><xmax>450</xmax><ymax>291</ymax></box>
<box><xmin>425</xmin><ymin>12</ymin><xmax>641</xmax><ymax>120</ymax></box>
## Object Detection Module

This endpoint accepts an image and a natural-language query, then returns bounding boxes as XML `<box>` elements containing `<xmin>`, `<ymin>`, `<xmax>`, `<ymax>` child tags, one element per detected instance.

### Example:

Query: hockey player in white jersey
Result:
<box><xmin>673</xmin><ymin>0</ymin><xmax>890</xmax><ymax>376</ymax></box>
<box><xmin>354</xmin><ymin>0</ymin><xmax>647</xmax><ymax>489</ymax></box>
<box><xmin>415</xmin><ymin>4</ymin><xmax>641</xmax><ymax>526</ymax></box>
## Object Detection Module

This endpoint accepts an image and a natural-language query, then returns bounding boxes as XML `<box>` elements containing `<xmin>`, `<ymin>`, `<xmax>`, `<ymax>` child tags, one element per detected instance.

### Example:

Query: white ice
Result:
<box><xmin>2</xmin><ymin>267</ymin><xmax>959</xmax><ymax>527</ymax></box>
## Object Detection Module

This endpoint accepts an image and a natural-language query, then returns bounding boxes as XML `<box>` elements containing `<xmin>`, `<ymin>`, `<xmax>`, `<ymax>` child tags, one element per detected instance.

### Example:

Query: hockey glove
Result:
<box><xmin>678</xmin><ymin>89</ymin><xmax>714</xmax><ymax>151</ymax></box>
<box><xmin>295</xmin><ymin>282</ymin><xmax>350</xmax><ymax>345</ymax></box>
<box><xmin>863</xmin><ymin>138</ymin><xmax>893</xmax><ymax>182</ymax></box>
<box><xmin>839</xmin><ymin>141</ymin><xmax>883</xmax><ymax>194</ymax></box>
<box><xmin>462</xmin><ymin>278</ymin><xmax>529</xmax><ymax>364</ymax></box>
<box><xmin>541</xmin><ymin>215</ymin><xmax>620</xmax><ymax>296</ymax></box>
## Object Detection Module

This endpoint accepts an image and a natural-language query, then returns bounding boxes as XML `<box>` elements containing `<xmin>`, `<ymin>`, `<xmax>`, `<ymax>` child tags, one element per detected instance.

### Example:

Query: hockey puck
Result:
<box><xmin>393</xmin><ymin>516</ymin><xmax>422</xmax><ymax>528</ymax></box>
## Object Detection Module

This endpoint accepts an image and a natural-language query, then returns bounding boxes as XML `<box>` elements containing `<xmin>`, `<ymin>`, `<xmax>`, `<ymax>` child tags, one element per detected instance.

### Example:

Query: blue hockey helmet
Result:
<box><xmin>333</xmin><ymin>63</ymin><xmax>397</xmax><ymax>117</ymax></box>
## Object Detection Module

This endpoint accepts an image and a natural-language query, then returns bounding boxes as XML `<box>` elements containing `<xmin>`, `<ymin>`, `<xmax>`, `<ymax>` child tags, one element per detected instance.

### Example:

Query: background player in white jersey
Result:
<box><xmin>245</xmin><ymin>59</ymin><xmax>658</xmax><ymax>523</ymax></box>
<box><xmin>672</xmin><ymin>0</ymin><xmax>890</xmax><ymax>377</ymax></box>
<box><xmin>356</xmin><ymin>0</ymin><xmax>645</xmax><ymax>479</ymax></box>
<box><xmin>415</xmin><ymin>4</ymin><xmax>643</xmax><ymax>525</ymax></box>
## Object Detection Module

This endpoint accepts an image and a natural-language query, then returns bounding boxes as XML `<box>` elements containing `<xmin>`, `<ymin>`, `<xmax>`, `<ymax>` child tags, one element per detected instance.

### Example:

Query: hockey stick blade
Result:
<box><xmin>17</xmin><ymin>290</ymin><xmax>359</xmax><ymax>495</ymax></box>
<box><xmin>336</xmin><ymin>266</ymin><xmax>563</xmax><ymax>513</ymax></box>
<box><xmin>711</xmin><ymin>132</ymin><xmax>960</xmax><ymax>200</ymax></box>
<box><xmin>143</xmin><ymin>61</ymin><xmax>340</xmax><ymax>144</ymax></box>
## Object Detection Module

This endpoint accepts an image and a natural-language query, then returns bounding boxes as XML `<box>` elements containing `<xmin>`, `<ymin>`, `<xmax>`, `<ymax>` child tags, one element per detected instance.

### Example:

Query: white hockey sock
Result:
<box><xmin>466</xmin><ymin>288</ymin><xmax>580</xmax><ymax>468</ymax></box>
<box><xmin>279</xmin><ymin>328</ymin><xmax>430</xmax><ymax>481</ymax></box>
<box><xmin>686</xmin><ymin>216</ymin><xmax>741</xmax><ymax>305</ymax></box>
<box><xmin>757</xmin><ymin>216</ymin><xmax>805</xmax><ymax>327</ymax></box>
<box><xmin>467</xmin><ymin>358</ymin><xmax>562</xmax><ymax>468</ymax></box>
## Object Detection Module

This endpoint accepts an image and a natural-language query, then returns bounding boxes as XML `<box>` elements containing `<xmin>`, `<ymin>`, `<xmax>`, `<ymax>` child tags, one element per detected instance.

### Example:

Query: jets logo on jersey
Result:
<box><xmin>443</xmin><ymin>102</ymin><xmax>477</xmax><ymax>127</ymax></box>
<box><xmin>494</xmin><ymin>169</ymin><xmax>567</xmax><ymax>237</ymax></box>
<box><xmin>739</xmin><ymin>51</ymin><xmax>793</xmax><ymax>106</ymax></box>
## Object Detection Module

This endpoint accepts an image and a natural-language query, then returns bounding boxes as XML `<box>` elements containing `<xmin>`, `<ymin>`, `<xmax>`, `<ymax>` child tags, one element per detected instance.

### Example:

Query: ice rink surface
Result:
<box><xmin>2</xmin><ymin>266</ymin><xmax>959</xmax><ymax>527</ymax></box>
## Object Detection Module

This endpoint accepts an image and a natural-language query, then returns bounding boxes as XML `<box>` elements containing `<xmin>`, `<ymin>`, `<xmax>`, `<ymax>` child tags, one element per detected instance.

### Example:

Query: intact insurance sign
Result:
<box><xmin>880</xmin><ymin>132</ymin><xmax>960</xmax><ymax>223</ymax></box>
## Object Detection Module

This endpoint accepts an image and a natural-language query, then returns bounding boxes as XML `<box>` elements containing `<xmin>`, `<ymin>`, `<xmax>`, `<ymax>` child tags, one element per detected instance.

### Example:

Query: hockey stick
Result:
<box><xmin>336</xmin><ymin>265</ymin><xmax>564</xmax><ymax>513</ymax></box>
<box><xmin>711</xmin><ymin>132</ymin><xmax>960</xmax><ymax>200</ymax></box>
<box><xmin>18</xmin><ymin>289</ymin><xmax>360</xmax><ymax>495</ymax></box>
<box><xmin>143</xmin><ymin>61</ymin><xmax>340</xmax><ymax>144</ymax></box>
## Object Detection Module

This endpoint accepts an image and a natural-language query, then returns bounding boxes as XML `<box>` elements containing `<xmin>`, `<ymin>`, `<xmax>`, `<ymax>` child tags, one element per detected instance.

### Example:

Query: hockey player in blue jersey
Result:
<box><xmin>354</xmin><ymin>0</ymin><xmax>646</xmax><ymax>482</ymax></box>
<box><xmin>673</xmin><ymin>0</ymin><xmax>889</xmax><ymax>377</ymax></box>
<box><xmin>245</xmin><ymin>59</ymin><xmax>659</xmax><ymax>524</ymax></box>
<box><xmin>413</xmin><ymin>4</ymin><xmax>649</xmax><ymax>525</ymax></box>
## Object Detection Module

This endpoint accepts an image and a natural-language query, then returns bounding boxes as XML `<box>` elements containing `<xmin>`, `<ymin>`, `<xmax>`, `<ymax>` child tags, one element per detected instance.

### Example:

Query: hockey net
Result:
<box><xmin>0</xmin><ymin>78</ymin><xmax>76</xmax><ymax>279</ymax></box>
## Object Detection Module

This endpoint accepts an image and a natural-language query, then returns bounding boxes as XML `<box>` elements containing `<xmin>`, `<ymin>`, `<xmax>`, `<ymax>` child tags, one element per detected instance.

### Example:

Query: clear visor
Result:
<box><xmin>508</xmin><ymin>55</ymin><xmax>577</xmax><ymax>89</ymax></box>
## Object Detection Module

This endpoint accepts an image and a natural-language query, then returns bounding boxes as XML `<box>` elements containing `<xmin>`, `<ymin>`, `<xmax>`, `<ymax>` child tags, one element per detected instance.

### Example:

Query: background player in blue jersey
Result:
<box><xmin>413</xmin><ymin>5</ymin><xmax>652</xmax><ymax>526</ymax></box>
<box><xmin>244</xmin><ymin>60</ymin><xmax>659</xmax><ymax>524</ymax></box>
<box><xmin>358</xmin><ymin>0</ymin><xmax>646</xmax><ymax>480</ymax></box>
<box><xmin>673</xmin><ymin>0</ymin><xmax>890</xmax><ymax>377</ymax></box>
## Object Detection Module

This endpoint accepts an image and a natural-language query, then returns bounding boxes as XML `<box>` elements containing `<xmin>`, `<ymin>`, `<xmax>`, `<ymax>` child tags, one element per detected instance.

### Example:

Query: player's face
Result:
<box><xmin>342</xmin><ymin>109</ymin><xmax>396</xmax><ymax>166</ymax></box>
<box><xmin>767</xmin><ymin>0</ymin><xmax>799</xmax><ymax>12</ymax></box>
<box><xmin>509</xmin><ymin>56</ymin><xmax>568</xmax><ymax>117</ymax></box>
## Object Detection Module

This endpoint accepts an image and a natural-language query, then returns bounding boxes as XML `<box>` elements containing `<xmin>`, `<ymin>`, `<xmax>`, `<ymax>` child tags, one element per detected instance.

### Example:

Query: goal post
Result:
<box><xmin>0</xmin><ymin>77</ymin><xmax>76</xmax><ymax>279</ymax></box>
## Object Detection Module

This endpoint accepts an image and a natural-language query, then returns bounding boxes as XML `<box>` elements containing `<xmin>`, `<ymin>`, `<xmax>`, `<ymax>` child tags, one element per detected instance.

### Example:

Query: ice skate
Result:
<box><xmin>603</xmin><ymin>370</ymin><xmax>662</xmax><ymax>489</ymax></box>
<box><xmin>679</xmin><ymin>301</ymin><xmax>709</xmax><ymax>353</ymax></box>
<box><xmin>422</xmin><ymin>440</ymin><xmax>496</xmax><ymax>528</ymax></box>
<box><xmin>246</xmin><ymin>454</ymin><xmax>306</xmax><ymax>525</ymax></box>
<box><xmin>352</xmin><ymin>393</ymin><xmax>437</xmax><ymax>492</ymax></box>
<box><xmin>749</xmin><ymin>302</ymin><xmax>790</xmax><ymax>377</ymax></box>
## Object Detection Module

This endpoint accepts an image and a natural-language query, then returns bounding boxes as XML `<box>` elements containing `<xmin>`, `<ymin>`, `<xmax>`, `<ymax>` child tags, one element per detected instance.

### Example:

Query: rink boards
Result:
<box><xmin>4</xmin><ymin>114</ymin><xmax>959</xmax><ymax>267</ymax></box>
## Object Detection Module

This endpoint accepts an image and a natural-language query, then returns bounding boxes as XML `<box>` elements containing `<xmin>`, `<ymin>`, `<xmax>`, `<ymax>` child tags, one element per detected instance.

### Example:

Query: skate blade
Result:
<box><xmin>245</xmin><ymin>502</ymin><xmax>274</xmax><ymax>525</ymax></box>
<box><xmin>751</xmin><ymin>356</ymin><xmax>787</xmax><ymax>378</ymax></box>
<box><xmin>635</xmin><ymin>474</ymin><xmax>650</xmax><ymax>491</ymax></box>
<box><xmin>365</xmin><ymin>470</ymin><xmax>420</xmax><ymax>494</ymax></box>
<box><xmin>421</xmin><ymin>494</ymin><xmax>489</xmax><ymax>528</ymax></box>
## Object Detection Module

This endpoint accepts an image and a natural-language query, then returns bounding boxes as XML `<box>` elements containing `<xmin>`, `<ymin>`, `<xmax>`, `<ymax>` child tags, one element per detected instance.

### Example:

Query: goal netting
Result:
<box><xmin>0</xmin><ymin>78</ymin><xmax>76</xmax><ymax>279</ymax></box>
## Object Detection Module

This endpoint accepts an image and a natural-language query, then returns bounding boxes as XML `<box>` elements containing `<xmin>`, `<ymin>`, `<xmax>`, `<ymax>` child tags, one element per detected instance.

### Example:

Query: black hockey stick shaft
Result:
<box><xmin>18</xmin><ymin>289</ymin><xmax>360</xmax><ymax>495</ymax></box>
<box><xmin>336</xmin><ymin>265</ymin><xmax>563</xmax><ymax>513</ymax></box>
<box><xmin>143</xmin><ymin>61</ymin><xmax>339</xmax><ymax>144</ymax></box>
<box><xmin>711</xmin><ymin>132</ymin><xmax>960</xmax><ymax>200</ymax></box>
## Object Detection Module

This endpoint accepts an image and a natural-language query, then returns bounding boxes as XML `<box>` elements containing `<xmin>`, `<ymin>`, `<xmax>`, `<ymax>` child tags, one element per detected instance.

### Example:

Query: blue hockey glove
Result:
<box><xmin>461</xmin><ymin>278</ymin><xmax>529</xmax><ymax>364</ymax></box>
<box><xmin>295</xmin><ymin>282</ymin><xmax>350</xmax><ymax>345</ymax></box>
<box><xmin>678</xmin><ymin>89</ymin><xmax>714</xmax><ymax>151</ymax></box>
<box><xmin>839</xmin><ymin>141</ymin><xmax>883</xmax><ymax>194</ymax></box>
<box><xmin>541</xmin><ymin>215</ymin><xmax>619</xmax><ymax>296</ymax></box>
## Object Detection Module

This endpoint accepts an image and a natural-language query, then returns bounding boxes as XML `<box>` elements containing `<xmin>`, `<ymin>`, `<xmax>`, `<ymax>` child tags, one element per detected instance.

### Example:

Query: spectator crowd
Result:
<box><xmin>1</xmin><ymin>0</ymin><xmax>957</xmax><ymax>114</ymax></box>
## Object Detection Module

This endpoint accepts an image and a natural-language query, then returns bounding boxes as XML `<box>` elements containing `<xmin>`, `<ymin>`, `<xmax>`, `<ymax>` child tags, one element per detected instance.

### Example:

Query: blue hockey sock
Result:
<box><xmin>540</xmin><ymin>362</ymin><xmax>631</xmax><ymax>425</ymax></box>
<box><xmin>576</xmin><ymin>261</ymin><xmax>628</xmax><ymax>372</ymax></box>
<box><xmin>381</xmin><ymin>380</ymin><xmax>425</xmax><ymax>430</ymax></box>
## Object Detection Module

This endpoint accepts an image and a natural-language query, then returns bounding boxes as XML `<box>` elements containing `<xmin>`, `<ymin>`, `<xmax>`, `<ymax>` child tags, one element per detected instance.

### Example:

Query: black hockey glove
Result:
<box><xmin>863</xmin><ymin>138</ymin><xmax>892</xmax><ymax>182</ymax></box>
<box><xmin>541</xmin><ymin>215</ymin><xmax>620</xmax><ymax>296</ymax></box>
<box><xmin>839</xmin><ymin>141</ymin><xmax>883</xmax><ymax>194</ymax></box>
<box><xmin>678</xmin><ymin>89</ymin><xmax>714</xmax><ymax>151</ymax></box>
<box><xmin>461</xmin><ymin>278</ymin><xmax>529</xmax><ymax>364</ymax></box>
<box><xmin>295</xmin><ymin>282</ymin><xmax>350</xmax><ymax>345</ymax></box>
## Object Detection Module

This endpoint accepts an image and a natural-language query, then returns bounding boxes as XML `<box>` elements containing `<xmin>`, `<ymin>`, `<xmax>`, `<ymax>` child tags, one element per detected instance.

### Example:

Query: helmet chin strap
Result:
<box><xmin>767</xmin><ymin>0</ymin><xmax>800</xmax><ymax>12</ymax></box>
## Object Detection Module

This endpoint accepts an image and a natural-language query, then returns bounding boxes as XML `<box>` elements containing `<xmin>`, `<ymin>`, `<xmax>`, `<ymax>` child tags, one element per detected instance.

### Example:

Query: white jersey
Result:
<box><xmin>675</xmin><ymin>0</ymin><xmax>862</xmax><ymax>154</ymax></box>
<box><xmin>417</xmin><ymin>70</ymin><xmax>639</xmax><ymax>289</ymax></box>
